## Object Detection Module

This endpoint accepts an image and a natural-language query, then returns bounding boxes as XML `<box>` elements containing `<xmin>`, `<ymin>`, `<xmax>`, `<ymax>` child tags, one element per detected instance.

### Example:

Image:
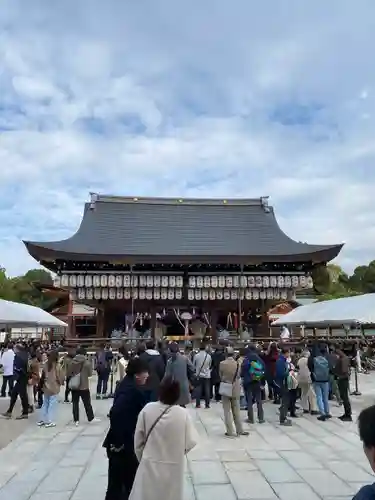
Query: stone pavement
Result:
<box><xmin>0</xmin><ymin>374</ymin><xmax>374</xmax><ymax>500</ymax></box>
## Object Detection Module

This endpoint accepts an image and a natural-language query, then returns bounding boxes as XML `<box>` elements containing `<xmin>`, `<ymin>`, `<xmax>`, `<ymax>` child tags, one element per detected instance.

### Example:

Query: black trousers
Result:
<box><xmin>212</xmin><ymin>382</ymin><xmax>221</xmax><ymax>401</ymax></box>
<box><xmin>196</xmin><ymin>378</ymin><xmax>210</xmax><ymax>407</ymax></box>
<box><xmin>288</xmin><ymin>388</ymin><xmax>298</xmax><ymax>416</ymax></box>
<box><xmin>65</xmin><ymin>377</ymin><xmax>71</xmax><ymax>402</ymax></box>
<box><xmin>105</xmin><ymin>449</ymin><xmax>139</xmax><ymax>500</ymax></box>
<box><xmin>97</xmin><ymin>371</ymin><xmax>110</xmax><ymax>395</ymax></box>
<box><xmin>71</xmin><ymin>389</ymin><xmax>94</xmax><ymax>422</ymax></box>
<box><xmin>337</xmin><ymin>378</ymin><xmax>352</xmax><ymax>416</ymax></box>
<box><xmin>1</xmin><ymin>375</ymin><xmax>14</xmax><ymax>397</ymax></box>
<box><xmin>279</xmin><ymin>385</ymin><xmax>290</xmax><ymax>423</ymax></box>
<box><xmin>8</xmin><ymin>377</ymin><xmax>29</xmax><ymax>415</ymax></box>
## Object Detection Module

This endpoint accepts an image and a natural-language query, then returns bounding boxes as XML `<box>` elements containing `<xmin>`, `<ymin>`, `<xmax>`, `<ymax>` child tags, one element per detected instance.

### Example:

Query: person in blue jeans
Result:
<box><xmin>308</xmin><ymin>344</ymin><xmax>331</xmax><ymax>421</ymax></box>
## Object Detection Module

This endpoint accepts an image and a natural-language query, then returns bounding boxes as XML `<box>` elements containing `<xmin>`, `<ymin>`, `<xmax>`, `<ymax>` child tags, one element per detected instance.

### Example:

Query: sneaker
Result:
<box><xmin>74</xmin><ymin>421</ymin><xmax>79</xmax><ymax>427</ymax></box>
<box><xmin>317</xmin><ymin>415</ymin><xmax>326</xmax><ymax>421</ymax></box>
<box><xmin>238</xmin><ymin>431</ymin><xmax>250</xmax><ymax>436</ymax></box>
<box><xmin>258</xmin><ymin>419</ymin><xmax>265</xmax><ymax>424</ymax></box>
<box><xmin>16</xmin><ymin>414</ymin><xmax>28</xmax><ymax>420</ymax></box>
<box><xmin>225</xmin><ymin>432</ymin><xmax>236</xmax><ymax>438</ymax></box>
<box><xmin>325</xmin><ymin>414</ymin><xmax>332</xmax><ymax>419</ymax></box>
<box><xmin>44</xmin><ymin>422</ymin><xmax>56</xmax><ymax>428</ymax></box>
<box><xmin>339</xmin><ymin>415</ymin><xmax>353</xmax><ymax>422</ymax></box>
<box><xmin>37</xmin><ymin>421</ymin><xmax>45</xmax><ymax>426</ymax></box>
<box><xmin>89</xmin><ymin>417</ymin><xmax>101</xmax><ymax>423</ymax></box>
<box><xmin>1</xmin><ymin>412</ymin><xmax>11</xmax><ymax>419</ymax></box>
<box><xmin>245</xmin><ymin>418</ymin><xmax>255</xmax><ymax>424</ymax></box>
<box><xmin>280</xmin><ymin>419</ymin><xmax>292</xmax><ymax>426</ymax></box>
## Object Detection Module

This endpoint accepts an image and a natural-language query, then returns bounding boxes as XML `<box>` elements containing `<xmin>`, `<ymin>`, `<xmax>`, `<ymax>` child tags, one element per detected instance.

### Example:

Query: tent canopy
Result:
<box><xmin>0</xmin><ymin>298</ymin><xmax>68</xmax><ymax>328</ymax></box>
<box><xmin>272</xmin><ymin>293</ymin><xmax>375</xmax><ymax>327</ymax></box>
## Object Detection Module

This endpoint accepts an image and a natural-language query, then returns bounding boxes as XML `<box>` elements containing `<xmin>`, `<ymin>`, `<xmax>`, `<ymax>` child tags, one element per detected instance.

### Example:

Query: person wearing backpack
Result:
<box><xmin>241</xmin><ymin>344</ymin><xmax>265</xmax><ymax>424</ymax></box>
<box><xmin>95</xmin><ymin>344</ymin><xmax>113</xmax><ymax>399</ymax></box>
<box><xmin>308</xmin><ymin>344</ymin><xmax>332</xmax><ymax>421</ymax></box>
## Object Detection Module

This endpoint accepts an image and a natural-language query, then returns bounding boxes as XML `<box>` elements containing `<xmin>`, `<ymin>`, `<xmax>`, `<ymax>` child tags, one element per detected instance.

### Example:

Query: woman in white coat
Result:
<box><xmin>129</xmin><ymin>376</ymin><xmax>198</xmax><ymax>500</ymax></box>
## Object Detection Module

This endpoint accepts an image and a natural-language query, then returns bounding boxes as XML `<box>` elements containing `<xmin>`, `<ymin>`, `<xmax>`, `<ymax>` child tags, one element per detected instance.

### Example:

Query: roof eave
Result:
<box><xmin>24</xmin><ymin>241</ymin><xmax>344</xmax><ymax>266</ymax></box>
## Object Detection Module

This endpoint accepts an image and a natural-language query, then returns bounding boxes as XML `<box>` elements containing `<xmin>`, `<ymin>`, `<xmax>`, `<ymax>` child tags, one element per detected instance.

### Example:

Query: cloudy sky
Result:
<box><xmin>0</xmin><ymin>1</ymin><xmax>374</xmax><ymax>276</ymax></box>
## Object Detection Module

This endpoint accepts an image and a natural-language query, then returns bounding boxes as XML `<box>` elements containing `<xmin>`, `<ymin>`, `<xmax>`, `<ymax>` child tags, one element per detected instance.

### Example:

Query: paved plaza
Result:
<box><xmin>0</xmin><ymin>375</ymin><xmax>374</xmax><ymax>500</ymax></box>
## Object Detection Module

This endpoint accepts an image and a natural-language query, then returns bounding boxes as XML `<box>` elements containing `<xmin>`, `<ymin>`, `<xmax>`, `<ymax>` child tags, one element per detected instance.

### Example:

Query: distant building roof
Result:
<box><xmin>24</xmin><ymin>194</ymin><xmax>343</xmax><ymax>265</ymax></box>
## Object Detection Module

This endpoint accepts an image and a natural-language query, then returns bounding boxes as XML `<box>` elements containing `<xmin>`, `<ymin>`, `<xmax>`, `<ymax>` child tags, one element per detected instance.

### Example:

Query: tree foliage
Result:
<box><xmin>0</xmin><ymin>267</ymin><xmax>54</xmax><ymax>308</ymax></box>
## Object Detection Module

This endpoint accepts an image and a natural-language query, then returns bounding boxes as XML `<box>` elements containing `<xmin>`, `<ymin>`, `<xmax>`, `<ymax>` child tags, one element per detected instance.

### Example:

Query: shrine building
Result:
<box><xmin>24</xmin><ymin>194</ymin><xmax>343</xmax><ymax>343</ymax></box>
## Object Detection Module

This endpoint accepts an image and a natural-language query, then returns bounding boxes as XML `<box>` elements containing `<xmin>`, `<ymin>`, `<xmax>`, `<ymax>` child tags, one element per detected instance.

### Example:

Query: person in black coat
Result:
<box><xmin>211</xmin><ymin>346</ymin><xmax>226</xmax><ymax>401</ymax></box>
<box><xmin>103</xmin><ymin>357</ymin><xmax>149</xmax><ymax>500</ymax></box>
<box><xmin>138</xmin><ymin>339</ymin><xmax>165</xmax><ymax>402</ymax></box>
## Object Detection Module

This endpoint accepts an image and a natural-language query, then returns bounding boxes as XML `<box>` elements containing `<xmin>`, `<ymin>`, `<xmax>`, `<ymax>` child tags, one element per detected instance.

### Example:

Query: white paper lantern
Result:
<box><xmin>107</xmin><ymin>275</ymin><xmax>114</xmax><ymax>288</ymax></box>
<box><xmin>299</xmin><ymin>275</ymin><xmax>307</xmax><ymax>288</ymax></box>
<box><xmin>292</xmin><ymin>276</ymin><xmax>299</xmax><ymax>288</ymax></box>
<box><xmin>139</xmin><ymin>288</ymin><xmax>146</xmax><ymax>300</ymax></box>
<box><xmin>245</xmin><ymin>289</ymin><xmax>252</xmax><ymax>300</ymax></box>
<box><xmin>100</xmin><ymin>275</ymin><xmax>108</xmax><ymax>287</ymax></box>
<box><xmin>231</xmin><ymin>290</ymin><xmax>238</xmax><ymax>300</ymax></box>
<box><xmin>233</xmin><ymin>276</ymin><xmax>239</xmax><ymax>288</ymax></box>
<box><xmin>270</xmin><ymin>276</ymin><xmax>277</xmax><ymax>288</ymax></box>
<box><xmin>61</xmin><ymin>275</ymin><xmax>69</xmax><ymax>287</ymax></box>
<box><xmin>94</xmin><ymin>288</ymin><xmax>101</xmax><ymax>299</ymax></box>
<box><xmin>188</xmin><ymin>289</ymin><xmax>195</xmax><ymax>301</ymax></box>
<box><xmin>102</xmin><ymin>288</ymin><xmax>108</xmax><ymax>300</ymax></box>
<box><xmin>83</xmin><ymin>275</ymin><xmax>91</xmax><ymax>288</ymax></box>
<box><xmin>218</xmin><ymin>276</ymin><xmax>225</xmax><ymax>288</ymax></box>
<box><xmin>274</xmin><ymin>289</ymin><xmax>280</xmax><ymax>299</ymax></box>
<box><xmin>255</xmin><ymin>276</ymin><xmax>262</xmax><ymax>288</ymax></box>
<box><xmin>124</xmin><ymin>289</ymin><xmax>131</xmax><ymax>300</ymax></box>
<box><xmin>211</xmin><ymin>276</ymin><xmax>218</xmax><ymax>288</ymax></box>
<box><xmin>280</xmin><ymin>289</ymin><xmax>288</xmax><ymax>300</ymax></box>
<box><xmin>277</xmin><ymin>276</ymin><xmax>285</xmax><ymax>288</ymax></box>
<box><xmin>93</xmin><ymin>275</ymin><xmax>100</xmax><ymax>287</ymax></box>
<box><xmin>216</xmin><ymin>290</ymin><xmax>223</xmax><ymax>300</ymax></box>
<box><xmin>69</xmin><ymin>275</ymin><xmax>77</xmax><ymax>287</ymax></box>
<box><xmin>76</xmin><ymin>275</ymin><xmax>84</xmax><ymax>287</ymax></box>
<box><xmin>262</xmin><ymin>276</ymin><xmax>270</xmax><ymax>288</ymax></box>
<box><xmin>131</xmin><ymin>275</ymin><xmax>138</xmax><ymax>287</ymax></box>
<box><xmin>307</xmin><ymin>276</ymin><xmax>313</xmax><ymax>289</ymax></box>
<box><xmin>131</xmin><ymin>288</ymin><xmax>138</xmax><ymax>299</ymax></box>
<box><xmin>284</xmin><ymin>276</ymin><xmax>292</xmax><ymax>288</ymax></box>
<box><xmin>169</xmin><ymin>276</ymin><xmax>176</xmax><ymax>287</ymax></box>
<box><xmin>202</xmin><ymin>276</ymin><xmax>210</xmax><ymax>288</ymax></box>
<box><xmin>161</xmin><ymin>288</ymin><xmax>168</xmax><ymax>300</ymax></box>
<box><xmin>240</xmin><ymin>276</ymin><xmax>247</xmax><ymax>288</ymax></box>
<box><xmin>78</xmin><ymin>288</ymin><xmax>85</xmax><ymax>300</ymax></box>
<box><xmin>146</xmin><ymin>289</ymin><xmax>153</xmax><ymax>300</ymax></box>
<box><xmin>175</xmin><ymin>289</ymin><xmax>182</xmax><ymax>300</ymax></box>
<box><xmin>189</xmin><ymin>276</ymin><xmax>196</xmax><ymax>288</ymax></box>
<box><xmin>196</xmin><ymin>276</ymin><xmax>204</xmax><ymax>288</ymax></box>
<box><xmin>288</xmin><ymin>290</ymin><xmax>296</xmax><ymax>301</ymax></box>
<box><xmin>223</xmin><ymin>289</ymin><xmax>230</xmax><ymax>300</ymax></box>
<box><xmin>168</xmin><ymin>289</ymin><xmax>175</xmax><ymax>300</ymax></box>
<box><xmin>176</xmin><ymin>276</ymin><xmax>183</xmax><ymax>288</ymax></box>
<box><xmin>226</xmin><ymin>276</ymin><xmax>233</xmax><ymax>288</ymax></box>
<box><xmin>54</xmin><ymin>276</ymin><xmax>61</xmax><ymax>288</ymax></box>
<box><xmin>253</xmin><ymin>289</ymin><xmax>259</xmax><ymax>300</ymax></box>
<box><xmin>154</xmin><ymin>288</ymin><xmax>160</xmax><ymax>300</ymax></box>
<box><xmin>200</xmin><ymin>289</ymin><xmax>207</xmax><ymax>300</ymax></box>
<box><xmin>123</xmin><ymin>275</ymin><xmax>130</xmax><ymax>287</ymax></box>
<box><xmin>115</xmin><ymin>275</ymin><xmax>123</xmax><ymax>287</ymax></box>
<box><xmin>209</xmin><ymin>289</ymin><xmax>216</xmax><ymax>300</ymax></box>
<box><xmin>147</xmin><ymin>276</ymin><xmax>154</xmax><ymax>287</ymax></box>
<box><xmin>86</xmin><ymin>288</ymin><xmax>93</xmax><ymax>300</ymax></box>
<box><xmin>153</xmin><ymin>275</ymin><xmax>161</xmax><ymax>287</ymax></box>
<box><xmin>260</xmin><ymin>290</ymin><xmax>266</xmax><ymax>299</ymax></box>
<box><xmin>109</xmin><ymin>288</ymin><xmax>116</xmax><ymax>300</ymax></box>
<box><xmin>195</xmin><ymin>289</ymin><xmax>202</xmax><ymax>300</ymax></box>
<box><xmin>248</xmin><ymin>276</ymin><xmax>255</xmax><ymax>287</ymax></box>
<box><xmin>116</xmin><ymin>289</ymin><xmax>123</xmax><ymax>300</ymax></box>
<box><xmin>139</xmin><ymin>275</ymin><xmax>147</xmax><ymax>287</ymax></box>
<box><xmin>267</xmin><ymin>289</ymin><xmax>274</xmax><ymax>299</ymax></box>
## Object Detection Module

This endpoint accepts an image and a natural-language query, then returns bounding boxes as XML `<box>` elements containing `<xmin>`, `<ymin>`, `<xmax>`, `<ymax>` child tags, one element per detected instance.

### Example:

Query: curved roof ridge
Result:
<box><xmin>92</xmin><ymin>194</ymin><xmax>268</xmax><ymax>206</ymax></box>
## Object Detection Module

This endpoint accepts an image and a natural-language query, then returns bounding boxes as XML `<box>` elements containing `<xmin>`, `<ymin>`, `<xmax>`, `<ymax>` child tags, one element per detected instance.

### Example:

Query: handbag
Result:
<box><xmin>219</xmin><ymin>362</ymin><xmax>239</xmax><ymax>398</ymax></box>
<box><xmin>143</xmin><ymin>405</ymin><xmax>172</xmax><ymax>449</ymax></box>
<box><xmin>68</xmin><ymin>371</ymin><xmax>81</xmax><ymax>390</ymax></box>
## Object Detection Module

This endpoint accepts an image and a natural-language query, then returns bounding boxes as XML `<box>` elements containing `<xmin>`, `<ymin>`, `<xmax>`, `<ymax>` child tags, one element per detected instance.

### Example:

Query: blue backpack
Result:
<box><xmin>249</xmin><ymin>360</ymin><xmax>264</xmax><ymax>381</ymax></box>
<box><xmin>313</xmin><ymin>356</ymin><xmax>330</xmax><ymax>382</ymax></box>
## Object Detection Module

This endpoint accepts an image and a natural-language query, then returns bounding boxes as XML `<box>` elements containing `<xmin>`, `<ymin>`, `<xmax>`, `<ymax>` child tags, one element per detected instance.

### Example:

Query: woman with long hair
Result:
<box><xmin>129</xmin><ymin>376</ymin><xmax>197</xmax><ymax>500</ymax></box>
<box><xmin>38</xmin><ymin>350</ymin><xmax>64</xmax><ymax>428</ymax></box>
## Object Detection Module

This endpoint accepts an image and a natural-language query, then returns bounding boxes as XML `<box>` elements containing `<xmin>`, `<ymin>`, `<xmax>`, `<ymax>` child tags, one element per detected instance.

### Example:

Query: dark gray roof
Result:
<box><xmin>24</xmin><ymin>195</ymin><xmax>343</xmax><ymax>264</ymax></box>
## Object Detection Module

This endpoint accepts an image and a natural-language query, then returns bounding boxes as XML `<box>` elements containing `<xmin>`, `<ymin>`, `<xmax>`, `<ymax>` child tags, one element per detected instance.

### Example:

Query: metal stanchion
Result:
<box><xmin>351</xmin><ymin>364</ymin><xmax>361</xmax><ymax>396</ymax></box>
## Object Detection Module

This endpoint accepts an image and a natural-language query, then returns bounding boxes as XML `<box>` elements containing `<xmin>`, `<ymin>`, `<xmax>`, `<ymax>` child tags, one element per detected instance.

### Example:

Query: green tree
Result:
<box><xmin>0</xmin><ymin>267</ymin><xmax>54</xmax><ymax>308</ymax></box>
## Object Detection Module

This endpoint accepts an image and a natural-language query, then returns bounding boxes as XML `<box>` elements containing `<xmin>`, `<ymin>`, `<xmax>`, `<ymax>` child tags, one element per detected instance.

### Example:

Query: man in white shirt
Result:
<box><xmin>0</xmin><ymin>343</ymin><xmax>15</xmax><ymax>397</ymax></box>
<box><xmin>193</xmin><ymin>345</ymin><xmax>212</xmax><ymax>409</ymax></box>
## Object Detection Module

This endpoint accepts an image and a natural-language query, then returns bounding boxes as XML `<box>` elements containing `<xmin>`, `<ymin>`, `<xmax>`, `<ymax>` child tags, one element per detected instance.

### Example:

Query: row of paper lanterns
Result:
<box><xmin>71</xmin><ymin>287</ymin><xmax>296</xmax><ymax>301</ymax></box>
<box><xmin>56</xmin><ymin>274</ymin><xmax>313</xmax><ymax>289</ymax></box>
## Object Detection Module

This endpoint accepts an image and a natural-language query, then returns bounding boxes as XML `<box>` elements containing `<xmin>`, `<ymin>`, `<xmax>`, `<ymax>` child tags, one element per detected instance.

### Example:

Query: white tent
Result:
<box><xmin>272</xmin><ymin>293</ymin><xmax>375</xmax><ymax>327</ymax></box>
<box><xmin>0</xmin><ymin>298</ymin><xmax>68</xmax><ymax>328</ymax></box>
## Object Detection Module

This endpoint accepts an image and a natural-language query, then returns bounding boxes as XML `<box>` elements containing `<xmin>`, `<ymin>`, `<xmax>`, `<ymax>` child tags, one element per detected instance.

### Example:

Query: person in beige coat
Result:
<box><xmin>219</xmin><ymin>347</ymin><xmax>249</xmax><ymax>437</ymax></box>
<box><xmin>129</xmin><ymin>377</ymin><xmax>197</xmax><ymax>500</ymax></box>
<box><xmin>297</xmin><ymin>350</ymin><xmax>319</xmax><ymax>414</ymax></box>
<box><xmin>38</xmin><ymin>350</ymin><xmax>65</xmax><ymax>428</ymax></box>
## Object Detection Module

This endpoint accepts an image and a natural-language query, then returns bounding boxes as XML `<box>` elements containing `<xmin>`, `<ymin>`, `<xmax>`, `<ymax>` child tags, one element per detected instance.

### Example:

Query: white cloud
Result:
<box><xmin>0</xmin><ymin>0</ymin><xmax>374</xmax><ymax>276</ymax></box>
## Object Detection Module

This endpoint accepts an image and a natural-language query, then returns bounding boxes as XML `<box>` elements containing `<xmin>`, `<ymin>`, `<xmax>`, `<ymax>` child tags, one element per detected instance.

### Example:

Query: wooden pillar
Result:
<box><xmin>150</xmin><ymin>307</ymin><xmax>157</xmax><ymax>339</ymax></box>
<box><xmin>96</xmin><ymin>307</ymin><xmax>104</xmax><ymax>338</ymax></box>
<box><xmin>209</xmin><ymin>309</ymin><xmax>218</xmax><ymax>345</ymax></box>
